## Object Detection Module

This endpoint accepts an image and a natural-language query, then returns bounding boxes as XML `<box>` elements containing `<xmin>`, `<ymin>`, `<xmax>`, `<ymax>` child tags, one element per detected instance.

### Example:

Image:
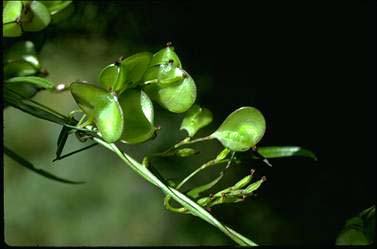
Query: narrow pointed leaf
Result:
<box><xmin>6</xmin><ymin>76</ymin><xmax>54</xmax><ymax>89</ymax></box>
<box><xmin>256</xmin><ymin>146</ymin><xmax>317</xmax><ymax>160</ymax></box>
<box><xmin>4</xmin><ymin>87</ymin><xmax>69</xmax><ymax>125</ymax></box>
<box><xmin>187</xmin><ymin>173</ymin><xmax>224</xmax><ymax>199</ymax></box>
<box><xmin>119</xmin><ymin>89</ymin><xmax>155</xmax><ymax>144</ymax></box>
<box><xmin>143</xmin><ymin>71</ymin><xmax>196</xmax><ymax>113</ymax></box>
<box><xmin>70</xmin><ymin>82</ymin><xmax>124</xmax><ymax>143</ymax></box>
<box><xmin>180</xmin><ymin>104</ymin><xmax>213</xmax><ymax>137</ymax></box>
<box><xmin>4</xmin><ymin>146</ymin><xmax>85</xmax><ymax>184</ymax></box>
<box><xmin>211</xmin><ymin>107</ymin><xmax>266</xmax><ymax>152</ymax></box>
<box><xmin>56</xmin><ymin>126</ymin><xmax>71</xmax><ymax>159</ymax></box>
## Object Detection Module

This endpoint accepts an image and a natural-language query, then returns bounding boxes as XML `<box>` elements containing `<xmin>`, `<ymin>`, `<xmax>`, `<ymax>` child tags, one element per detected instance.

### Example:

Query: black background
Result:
<box><xmin>131</xmin><ymin>0</ymin><xmax>376</xmax><ymax>243</ymax></box>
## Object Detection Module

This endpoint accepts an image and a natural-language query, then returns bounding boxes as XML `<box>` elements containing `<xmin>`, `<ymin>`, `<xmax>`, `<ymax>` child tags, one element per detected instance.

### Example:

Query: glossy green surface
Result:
<box><xmin>98</xmin><ymin>63</ymin><xmax>126</xmax><ymax>92</ymax></box>
<box><xmin>211</xmin><ymin>107</ymin><xmax>266</xmax><ymax>152</ymax></box>
<box><xmin>143</xmin><ymin>63</ymin><xmax>185</xmax><ymax>87</ymax></box>
<box><xmin>180</xmin><ymin>104</ymin><xmax>213</xmax><ymax>137</ymax></box>
<box><xmin>21</xmin><ymin>1</ymin><xmax>51</xmax><ymax>32</ymax></box>
<box><xmin>150</xmin><ymin>45</ymin><xmax>182</xmax><ymax>68</ymax></box>
<box><xmin>3</xmin><ymin>0</ymin><xmax>22</xmax><ymax>23</ymax></box>
<box><xmin>70</xmin><ymin>82</ymin><xmax>124</xmax><ymax>143</ymax></box>
<box><xmin>257</xmin><ymin>146</ymin><xmax>317</xmax><ymax>160</ymax></box>
<box><xmin>143</xmin><ymin>71</ymin><xmax>196</xmax><ymax>113</ymax></box>
<box><xmin>118</xmin><ymin>89</ymin><xmax>155</xmax><ymax>144</ymax></box>
<box><xmin>120</xmin><ymin>52</ymin><xmax>152</xmax><ymax>90</ymax></box>
<box><xmin>3</xmin><ymin>22</ymin><xmax>22</xmax><ymax>37</ymax></box>
<box><xmin>6</xmin><ymin>76</ymin><xmax>54</xmax><ymax>89</ymax></box>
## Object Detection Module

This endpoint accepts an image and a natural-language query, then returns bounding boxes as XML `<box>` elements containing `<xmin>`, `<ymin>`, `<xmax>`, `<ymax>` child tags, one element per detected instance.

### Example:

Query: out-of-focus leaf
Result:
<box><xmin>4</xmin><ymin>87</ymin><xmax>69</xmax><ymax>125</ymax></box>
<box><xmin>4</xmin><ymin>146</ymin><xmax>85</xmax><ymax>184</ymax></box>
<box><xmin>187</xmin><ymin>173</ymin><xmax>224</xmax><ymax>199</ymax></box>
<box><xmin>21</xmin><ymin>1</ymin><xmax>51</xmax><ymax>32</ymax></box>
<box><xmin>3</xmin><ymin>0</ymin><xmax>22</xmax><ymax>23</ymax></box>
<box><xmin>180</xmin><ymin>104</ymin><xmax>213</xmax><ymax>137</ymax></box>
<box><xmin>3</xmin><ymin>22</ymin><xmax>22</xmax><ymax>37</ymax></box>
<box><xmin>6</xmin><ymin>76</ymin><xmax>54</xmax><ymax>89</ymax></box>
<box><xmin>257</xmin><ymin>146</ymin><xmax>317</xmax><ymax>160</ymax></box>
<box><xmin>211</xmin><ymin>107</ymin><xmax>266</xmax><ymax>152</ymax></box>
<box><xmin>336</xmin><ymin>205</ymin><xmax>375</xmax><ymax>245</ymax></box>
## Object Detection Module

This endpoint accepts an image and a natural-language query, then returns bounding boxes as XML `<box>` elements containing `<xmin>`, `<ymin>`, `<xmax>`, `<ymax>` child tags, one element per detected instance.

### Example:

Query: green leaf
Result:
<box><xmin>336</xmin><ymin>206</ymin><xmax>375</xmax><ymax>245</ymax></box>
<box><xmin>211</xmin><ymin>107</ymin><xmax>266</xmax><ymax>152</ymax></box>
<box><xmin>150</xmin><ymin>44</ymin><xmax>182</xmax><ymax>68</ymax></box>
<box><xmin>143</xmin><ymin>71</ymin><xmax>197</xmax><ymax>113</ymax></box>
<box><xmin>256</xmin><ymin>146</ymin><xmax>317</xmax><ymax>160</ymax></box>
<box><xmin>4</xmin><ymin>146</ymin><xmax>85</xmax><ymax>184</ymax></box>
<box><xmin>118</xmin><ymin>89</ymin><xmax>156</xmax><ymax>144</ymax></box>
<box><xmin>180</xmin><ymin>104</ymin><xmax>213</xmax><ymax>137</ymax></box>
<box><xmin>3</xmin><ymin>22</ymin><xmax>22</xmax><ymax>37</ymax></box>
<box><xmin>6</xmin><ymin>76</ymin><xmax>54</xmax><ymax>89</ymax></box>
<box><xmin>98</xmin><ymin>63</ymin><xmax>126</xmax><ymax>92</ymax></box>
<box><xmin>70</xmin><ymin>82</ymin><xmax>124</xmax><ymax>143</ymax></box>
<box><xmin>21</xmin><ymin>0</ymin><xmax>51</xmax><ymax>32</ymax></box>
<box><xmin>3</xmin><ymin>0</ymin><xmax>22</xmax><ymax>23</ymax></box>
<box><xmin>120</xmin><ymin>52</ymin><xmax>152</xmax><ymax>90</ymax></box>
<box><xmin>187</xmin><ymin>173</ymin><xmax>224</xmax><ymax>199</ymax></box>
<box><xmin>4</xmin><ymin>87</ymin><xmax>69</xmax><ymax>125</ymax></box>
<box><xmin>56</xmin><ymin>125</ymin><xmax>71</xmax><ymax>159</ymax></box>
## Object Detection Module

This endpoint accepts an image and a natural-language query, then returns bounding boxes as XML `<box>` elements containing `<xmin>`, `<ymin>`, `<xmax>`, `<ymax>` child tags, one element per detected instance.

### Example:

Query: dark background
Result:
<box><xmin>4</xmin><ymin>0</ymin><xmax>375</xmax><ymax>245</ymax></box>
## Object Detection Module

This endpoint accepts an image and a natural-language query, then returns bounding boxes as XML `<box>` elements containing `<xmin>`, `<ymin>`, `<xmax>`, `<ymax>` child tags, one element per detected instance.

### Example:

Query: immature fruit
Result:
<box><xmin>118</xmin><ymin>89</ymin><xmax>156</xmax><ymax>144</ymax></box>
<box><xmin>70</xmin><ymin>82</ymin><xmax>124</xmax><ymax>143</ymax></box>
<box><xmin>211</xmin><ymin>107</ymin><xmax>266</xmax><ymax>152</ymax></box>
<box><xmin>149</xmin><ymin>43</ymin><xmax>182</xmax><ymax>68</ymax></box>
<box><xmin>143</xmin><ymin>71</ymin><xmax>196</xmax><ymax>113</ymax></box>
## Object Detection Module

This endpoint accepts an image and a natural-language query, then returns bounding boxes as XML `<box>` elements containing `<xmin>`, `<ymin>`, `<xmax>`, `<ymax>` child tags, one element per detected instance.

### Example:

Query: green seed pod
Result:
<box><xmin>149</xmin><ymin>42</ymin><xmax>182</xmax><ymax>68</ymax></box>
<box><xmin>21</xmin><ymin>1</ymin><xmax>51</xmax><ymax>32</ymax></box>
<box><xmin>143</xmin><ymin>70</ymin><xmax>197</xmax><ymax>113</ymax></box>
<box><xmin>3</xmin><ymin>1</ymin><xmax>23</xmax><ymax>37</ymax></box>
<box><xmin>70</xmin><ymin>82</ymin><xmax>124</xmax><ymax>143</ymax></box>
<box><xmin>215</xmin><ymin>148</ymin><xmax>230</xmax><ymax>161</ymax></box>
<box><xmin>118</xmin><ymin>89</ymin><xmax>156</xmax><ymax>144</ymax></box>
<box><xmin>175</xmin><ymin>148</ymin><xmax>198</xmax><ymax>157</ymax></box>
<box><xmin>119</xmin><ymin>52</ymin><xmax>152</xmax><ymax>90</ymax></box>
<box><xmin>180</xmin><ymin>104</ymin><xmax>213</xmax><ymax>137</ymax></box>
<box><xmin>211</xmin><ymin>107</ymin><xmax>266</xmax><ymax>152</ymax></box>
<box><xmin>143</xmin><ymin>63</ymin><xmax>185</xmax><ymax>87</ymax></box>
<box><xmin>98</xmin><ymin>63</ymin><xmax>126</xmax><ymax>93</ymax></box>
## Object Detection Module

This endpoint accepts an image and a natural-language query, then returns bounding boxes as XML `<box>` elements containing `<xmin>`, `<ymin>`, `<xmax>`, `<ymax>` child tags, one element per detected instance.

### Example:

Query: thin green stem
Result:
<box><xmin>93</xmin><ymin>137</ymin><xmax>257</xmax><ymax>246</ymax></box>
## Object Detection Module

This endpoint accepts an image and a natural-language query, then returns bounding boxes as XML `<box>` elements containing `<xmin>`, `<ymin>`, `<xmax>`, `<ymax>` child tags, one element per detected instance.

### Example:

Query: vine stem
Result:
<box><xmin>93</xmin><ymin>137</ymin><xmax>257</xmax><ymax>246</ymax></box>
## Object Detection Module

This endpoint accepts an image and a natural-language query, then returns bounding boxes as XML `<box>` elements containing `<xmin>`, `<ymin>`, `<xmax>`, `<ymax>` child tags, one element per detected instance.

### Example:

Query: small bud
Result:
<box><xmin>175</xmin><ymin>148</ymin><xmax>199</xmax><ymax>157</ymax></box>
